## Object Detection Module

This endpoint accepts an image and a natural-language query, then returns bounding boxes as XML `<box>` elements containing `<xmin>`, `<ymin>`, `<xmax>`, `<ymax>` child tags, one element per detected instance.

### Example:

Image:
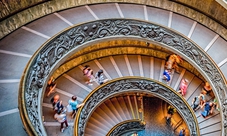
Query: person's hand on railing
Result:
<box><xmin>77</xmin><ymin>103</ymin><xmax>85</xmax><ymax>108</ymax></box>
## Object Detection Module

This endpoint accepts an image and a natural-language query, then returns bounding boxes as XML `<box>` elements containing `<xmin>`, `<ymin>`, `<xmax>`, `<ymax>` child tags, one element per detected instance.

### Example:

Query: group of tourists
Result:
<box><xmin>162</xmin><ymin>54</ymin><xmax>220</xmax><ymax>135</ymax></box>
<box><xmin>191</xmin><ymin>82</ymin><xmax>219</xmax><ymax>118</ymax></box>
<box><xmin>162</xmin><ymin>54</ymin><xmax>189</xmax><ymax>96</ymax></box>
<box><xmin>45</xmin><ymin>56</ymin><xmax>219</xmax><ymax>135</ymax></box>
<box><xmin>82</xmin><ymin>65</ymin><xmax>108</xmax><ymax>85</ymax></box>
<box><xmin>50</xmin><ymin>94</ymin><xmax>84</xmax><ymax>132</ymax></box>
<box><xmin>46</xmin><ymin>66</ymin><xmax>109</xmax><ymax>133</ymax></box>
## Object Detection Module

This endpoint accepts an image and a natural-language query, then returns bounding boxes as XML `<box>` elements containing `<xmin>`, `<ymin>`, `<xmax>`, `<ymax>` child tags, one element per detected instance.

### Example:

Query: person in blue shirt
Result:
<box><xmin>163</xmin><ymin>69</ymin><xmax>171</xmax><ymax>83</ymax></box>
<box><xmin>201</xmin><ymin>102</ymin><xmax>214</xmax><ymax>118</ymax></box>
<box><xmin>179</xmin><ymin>128</ymin><xmax>185</xmax><ymax>136</ymax></box>
<box><xmin>68</xmin><ymin>95</ymin><xmax>85</xmax><ymax>118</ymax></box>
<box><xmin>68</xmin><ymin>96</ymin><xmax>78</xmax><ymax>118</ymax></box>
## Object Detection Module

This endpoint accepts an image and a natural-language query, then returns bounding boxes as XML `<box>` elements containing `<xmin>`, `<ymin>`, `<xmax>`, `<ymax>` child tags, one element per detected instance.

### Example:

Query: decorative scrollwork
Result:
<box><xmin>21</xmin><ymin>19</ymin><xmax>226</xmax><ymax>135</ymax></box>
<box><xmin>109</xmin><ymin>120</ymin><xmax>145</xmax><ymax>136</ymax></box>
<box><xmin>77</xmin><ymin>78</ymin><xmax>198</xmax><ymax>136</ymax></box>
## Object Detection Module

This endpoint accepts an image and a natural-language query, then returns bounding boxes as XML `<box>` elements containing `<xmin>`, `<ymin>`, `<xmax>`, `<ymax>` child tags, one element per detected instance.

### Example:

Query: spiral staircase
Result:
<box><xmin>0</xmin><ymin>1</ymin><xmax>227</xmax><ymax>136</ymax></box>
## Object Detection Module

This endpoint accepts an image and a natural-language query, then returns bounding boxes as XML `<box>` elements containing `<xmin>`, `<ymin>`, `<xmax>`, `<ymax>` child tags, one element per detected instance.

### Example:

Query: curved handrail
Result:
<box><xmin>106</xmin><ymin>119</ymin><xmax>145</xmax><ymax>136</ymax></box>
<box><xmin>75</xmin><ymin>77</ymin><xmax>199</xmax><ymax>136</ymax></box>
<box><xmin>18</xmin><ymin>19</ymin><xmax>227</xmax><ymax>135</ymax></box>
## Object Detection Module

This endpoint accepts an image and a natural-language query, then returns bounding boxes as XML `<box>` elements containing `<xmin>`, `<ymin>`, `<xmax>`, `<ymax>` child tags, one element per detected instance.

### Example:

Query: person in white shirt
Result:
<box><xmin>95</xmin><ymin>69</ymin><xmax>108</xmax><ymax>85</ymax></box>
<box><xmin>54</xmin><ymin>110</ymin><xmax>68</xmax><ymax>132</ymax></box>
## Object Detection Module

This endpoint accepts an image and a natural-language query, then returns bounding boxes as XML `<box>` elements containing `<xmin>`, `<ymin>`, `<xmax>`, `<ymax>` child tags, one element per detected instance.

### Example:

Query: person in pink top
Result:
<box><xmin>82</xmin><ymin>65</ymin><xmax>94</xmax><ymax>85</ymax></box>
<box><xmin>178</xmin><ymin>79</ymin><xmax>189</xmax><ymax>96</ymax></box>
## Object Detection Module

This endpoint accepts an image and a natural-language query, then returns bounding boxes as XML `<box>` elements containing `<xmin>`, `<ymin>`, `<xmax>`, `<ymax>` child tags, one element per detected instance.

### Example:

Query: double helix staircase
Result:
<box><xmin>42</xmin><ymin>55</ymin><xmax>221</xmax><ymax>136</ymax></box>
<box><xmin>0</xmin><ymin>2</ymin><xmax>226</xmax><ymax>136</ymax></box>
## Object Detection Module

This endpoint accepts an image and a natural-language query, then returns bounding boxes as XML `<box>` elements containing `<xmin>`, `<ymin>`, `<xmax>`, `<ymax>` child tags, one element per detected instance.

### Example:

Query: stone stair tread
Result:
<box><xmin>198</xmin><ymin>112</ymin><xmax>221</xmax><ymax>126</ymax></box>
<box><xmin>153</xmin><ymin>58</ymin><xmax>163</xmax><ymax>80</ymax></box>
<box><xmin>86</xmin><ymin>121</ymin><xmax>108</xmax><ymax>135</ymax></box>
<box><xmin>117</xmin><ymin>96</ymin><xmax>132</xmax><ymax>119</ymax></box>
<box><xmin>104</xmin><ymin>99</ymin><xmax>124</xmax><ymax>121</ymax></box>
<box><xmin>94</xmin><ymin>107</ymin><xmax>116</xmax><ymax>126</ymax></box>
<box><xmin>199</xmin><ymin>121</ymin><xmax>221</xmax><ymax>134</ymax></box>
<box><xmin>185</xmin><ymin>76</ymin><xmax>203</xmax><ymax>101</ymax></box>
<box><xmin>87</xmin><ymin>116</ymin><xmax>110</xmax><ymax>131</ymax></box>
<box><xmin>88</xmin><ymin>112</ymin><xmax>114</xmax><ymax>129</ymax></box>
<box><xmin>110</xmin><ymin>97</ymin><xmax>128</xmax><ymax>120</ymax></box>
<box><xmin>89</xmin><ymin>3</ymin><xmax>121</xmax><ymax>19</ymax></box>
<box><xmin>127</xmin><ymin>55</ymin><xmax>140</xmax><ymax>76</ymax></box>
<box><xmin>112</xmin><ymin>55</ymin><xmax>130</xmax><ymax>76</ymax></box>
<box><xmin>55</xmin><ymin>75</ymin><xmax>91</xmax><ymax>98</ymax></box>
<box><xmin>141</xmin><ymin>56</ymin><xmax>153</xmax><ymax>79</ymax></box>
<box><xmin>199</xmin><ymin>130</ymin><xmax>221</xmax><ymax>136</ymax></box>
<box><xmin>129</xmin><ymin>95</ymin><xmax>139</xmax><ymax>119</ymax></box>
<box><xmin>85</xmin><ymin>127</ymin><xmax>105</xmax><ymax>136</ymax></box>
<box><xmin>123</xmin><ymin>96</ymin><xmax>134</xmax><ymax>119</ymax></box>
<box><xmin>99</xmin><ymin>102</ymin><xmax>121</xmax><ymax>122</ymax></box>
<box><xmin>95</xmin><ymin>57</ymin><xmax>118</xmax><ymax>79</ymax></box>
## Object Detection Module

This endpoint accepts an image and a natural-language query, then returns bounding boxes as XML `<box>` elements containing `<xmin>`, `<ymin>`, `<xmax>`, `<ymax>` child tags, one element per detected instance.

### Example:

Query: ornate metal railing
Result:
<box><xmin>18</xmin><ymin>19</ymin><xmax>227</xmax><ymax>136</ymax></box>
<box><xmin>75</xmin><ymin>77</ymin><xmax>199</xmax><ymax>136</ymax></box>
<box><xmin>107</xmin><ymin>119</ymin><xmax>145</xmax><ymax>136</ymax></box>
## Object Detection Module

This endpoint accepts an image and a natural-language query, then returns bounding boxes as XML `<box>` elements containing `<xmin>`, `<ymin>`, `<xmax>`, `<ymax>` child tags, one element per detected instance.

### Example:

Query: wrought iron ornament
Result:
<box><xmin>23</xmin><ymin>19</ymin><xmax>226</xmax><ymax>135</ymax></box>
<box><xmin>109</xmin><ymin>120</ymin><xmax>145</xmax><ymax>136</ymax></box>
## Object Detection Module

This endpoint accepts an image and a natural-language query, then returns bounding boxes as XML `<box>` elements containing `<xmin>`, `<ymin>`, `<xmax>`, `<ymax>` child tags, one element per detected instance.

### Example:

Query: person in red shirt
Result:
<box><xmin>178</xmin><ymin>79</ymin><xmax>188</xmax><ymax>96</ymax></box>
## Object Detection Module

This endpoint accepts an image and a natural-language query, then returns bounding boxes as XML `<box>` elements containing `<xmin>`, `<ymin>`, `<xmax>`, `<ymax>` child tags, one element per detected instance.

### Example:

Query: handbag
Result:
<box><xmin>66</xmin><ymin>104</ymin><xmax>73</xmax><ymax>112</ymax></box>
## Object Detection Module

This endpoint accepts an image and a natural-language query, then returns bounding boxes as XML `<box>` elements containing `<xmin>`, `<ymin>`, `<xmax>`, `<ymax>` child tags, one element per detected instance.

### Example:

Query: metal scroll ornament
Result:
<box><xmin>22</xmin><ymin>19</ymin><xmax>226</xmax><ymax>135</ymax></box>
<box><xmin>78</xmin><ymin>78</ymin><xmax>198</xmax><ymax>136</ymax></box>
<box><xmin>109</xmin><ymin>120</ymin><xmax>145</xmax><ymax>136</ymax></box>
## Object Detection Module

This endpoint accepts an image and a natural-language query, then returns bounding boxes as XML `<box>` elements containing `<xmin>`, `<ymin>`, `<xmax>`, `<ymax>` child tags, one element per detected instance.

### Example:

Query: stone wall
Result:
<box><xmin>0</xmin><ymin>0</ymin><xmax>227</xmax><ymax>40</ymax></box>
<box><xmin>170</xmin><ymin>0</ymin><xmax>227</xmax><ymax>28</ymax></box>
<box><xmin>0</xmin><ymin>0</ymin><xmax>43</xmax><ymax>19</ymax></box>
